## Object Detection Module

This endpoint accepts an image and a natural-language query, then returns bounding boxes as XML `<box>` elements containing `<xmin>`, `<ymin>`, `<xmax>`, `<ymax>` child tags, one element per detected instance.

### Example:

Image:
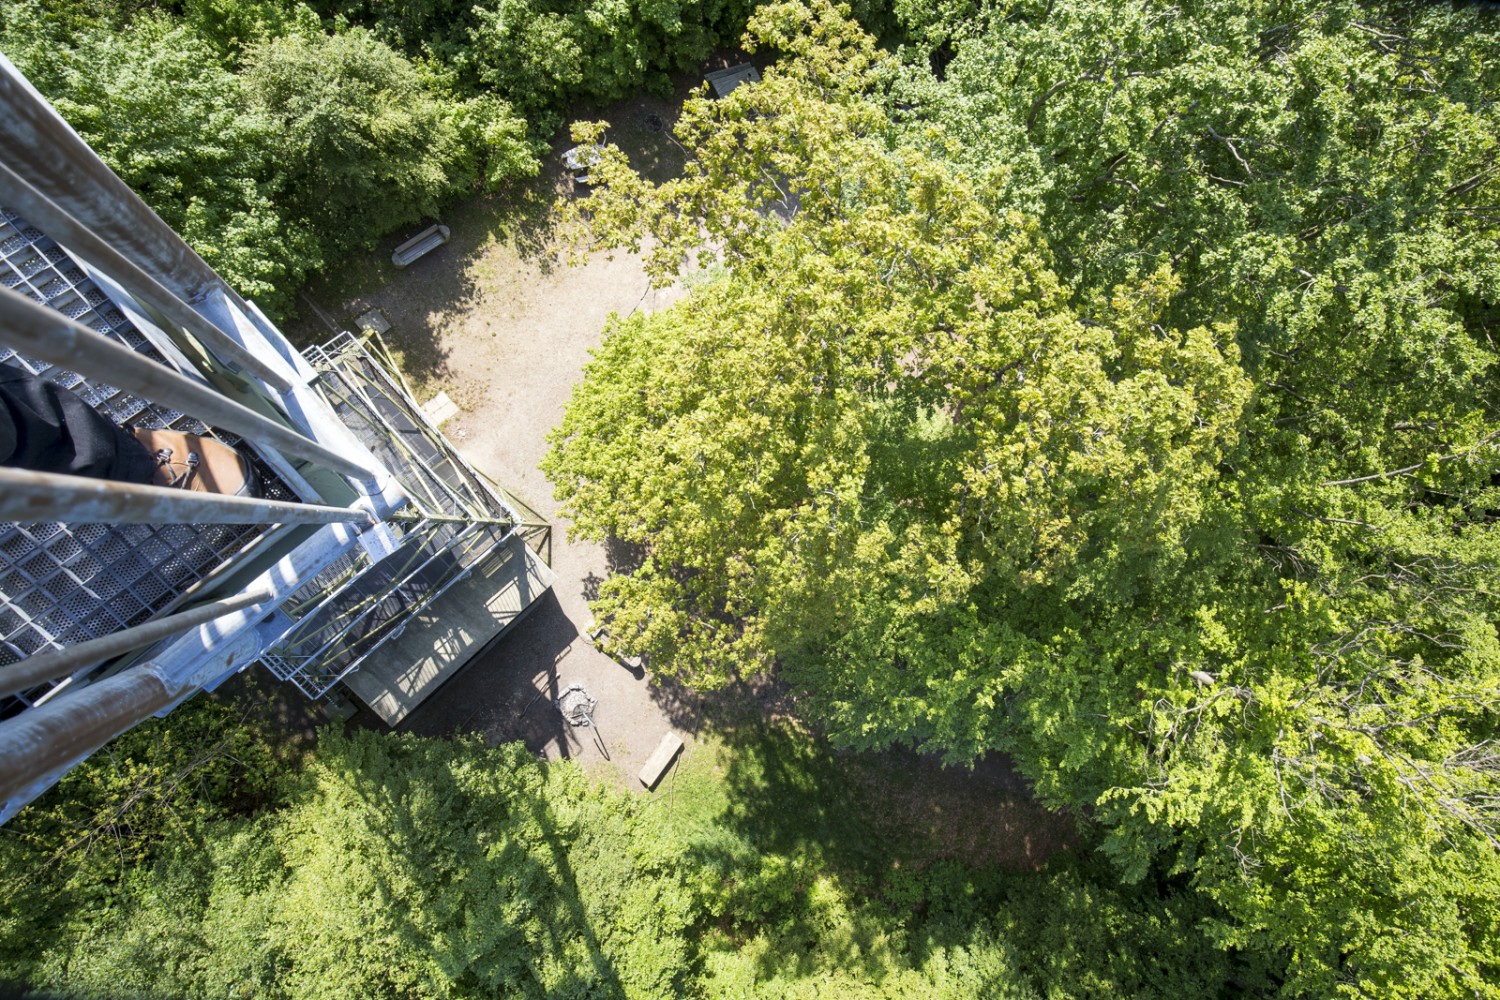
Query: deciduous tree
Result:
<box><xmin>548</xmin><ymin>2</ymin><xmax>1500</xmax><ymax>992</ymax></box>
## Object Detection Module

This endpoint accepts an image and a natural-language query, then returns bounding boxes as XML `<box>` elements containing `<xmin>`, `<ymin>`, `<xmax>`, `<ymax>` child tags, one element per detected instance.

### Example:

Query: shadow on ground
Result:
<box><xmin>582</xmin><ymin>535</ymin><xmax>646</xmax><ymax>602</ymax></box>
<box><xmin>296</xmin><ymin>173</ymin><xmax>563</xmax><ymax>392</ymax></box>
<box><xmin>282</xmin><ymin>77</ymin><xmax>701</xmax><ymax>395</ymax></box>
<box><xmin>648</xmin><ymin>670</ymin><xmax>1077</xmax><ymax>872</ymax></box>
<box><xmin>663</xmin><ymin>704</ymin><xmax>1078</xmax><ymax>987</ymax></box>
<box><xmin>392</xmin><ymin>590</ymin><xmax>583</xmax><ymax>757</ymax></box>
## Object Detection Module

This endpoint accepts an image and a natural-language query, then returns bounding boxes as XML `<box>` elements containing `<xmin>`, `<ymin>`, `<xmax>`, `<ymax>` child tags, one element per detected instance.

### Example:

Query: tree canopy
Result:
<box><xmin>1</xmin><ymin>0</ymin><xmax>1497</xmax><ymax>993</ymax></box>
<box><xmin>0</xmin><ymin>0</ymin><xmax>840</xmax><ymax>315</ymax></box>
<box><xmin>1</xmin><ymin>708</ymin><xmax>1238</xmax><ymax>999</ymax></box>
<box><xmin>545</xmin><ymin>2</ymin><xmax>1500</xmax><ymax>994</ymax></box>
<box><xmin>0</xmin><ymin>0</ymin><xmax>541</xmax><ymax>315</ymax></box>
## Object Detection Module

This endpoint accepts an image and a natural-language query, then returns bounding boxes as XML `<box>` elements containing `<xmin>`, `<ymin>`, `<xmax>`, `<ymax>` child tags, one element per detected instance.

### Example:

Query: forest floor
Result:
<box><xmin>281</xmin><ymin>78</ymin><xmax>1075</xmax><ymax>870</ymax></box>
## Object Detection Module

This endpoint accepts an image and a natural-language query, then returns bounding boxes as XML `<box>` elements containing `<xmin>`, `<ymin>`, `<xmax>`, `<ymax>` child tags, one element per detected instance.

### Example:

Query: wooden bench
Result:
<box><xmin>391</xmin><ymin>224</ymin><xmax>450</xmax><ymax>268</ymax></box>
<box><xmin>639</xmin><ymin>732</ymin><xmax>684</xmax><ymax>789</ymax></box>
<box><xmin>705</xmin><ymin>64</ymin><xmax>761</xmax><ymax>98</ymax></box>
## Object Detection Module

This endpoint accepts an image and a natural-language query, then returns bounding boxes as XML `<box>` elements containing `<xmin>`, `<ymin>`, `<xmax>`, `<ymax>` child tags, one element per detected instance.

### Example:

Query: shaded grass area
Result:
<box><xmin>628</xmin><ymin>720</ymin><xmax>1236</xmax><ymax>997</ymax></box>
<box><xmin>649</xmin><ymin>673</ymin><xmax>1074</xmax><ymax>871</ymax></box>
<box><xmin>665</xmin><ymin>720</ymin><xmax>1073</xmax><ymax>879</ymax></box>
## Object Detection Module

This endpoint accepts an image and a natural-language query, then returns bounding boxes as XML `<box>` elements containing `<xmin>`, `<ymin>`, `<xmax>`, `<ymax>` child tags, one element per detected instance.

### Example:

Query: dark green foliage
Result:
<box><xmin>545</xmin><ymin>1</ymin><xmax>1500</xmax><ymax>994</ymax></box>
<box><xmin>0</xmin><ymin>0</ymin><xmax>931</xmax><ymax>316</ymax></box>
<box><xmin>0</xmin><ymin>696</ymin><xmax>284</xmax><ymax>986</ymax></box>
<box><xmin>0</xmin><ymin>720</ymin><xmax>1237</xmax><ymax>999</ymax></box>
<box><xmin>240</xmin><ymin>28</ymin><xmax>533</xmax><ymax>261</ymax></box>
<box><xmin>0</xmin><ymin>7</ymin><xmax>306</xmax><ymax>307</ymax></box>
<box><xmin>328</xmin><ymin>0</ymin><xmax>758</xmax><ymax>114</ymax></box>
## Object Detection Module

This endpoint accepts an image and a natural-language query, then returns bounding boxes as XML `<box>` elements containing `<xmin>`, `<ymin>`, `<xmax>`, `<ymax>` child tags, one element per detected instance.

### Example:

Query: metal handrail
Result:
<box><xmin>302</xmin><ymin>526</ymin><xmax>501</xmax><ymax>697</ymax></box>
<box><xmin>0</xmin><ymin>664</ymin><xmax>178</xmax><ymax>806</ymax></box>
<box><xmin>285</xmin><ymin>522</ymin><xmax>491</xmax><ymax>669</ymax></box>
<box><xmin>0</xmin><ymin>53</ymin><xmax>223</xmax><ymax>304</ymax></box>
<box><xmin>0</xmin><ymin>467</ymin><xmax>374</xmax><ymax>526</ymax></box>
<box><xmin>282</xmin><ymin>523</ymin><xmax>498</xmax><ymax>697</ymax></box>
<box><xmin>0</xmin><ymin>587</ymin><xmax>275</xmax><ymax>698</ymax></box>
<box><xmin>0</xmin><ymin>285</ymin><xmax>375</xmax><ymax>482</ymax></box>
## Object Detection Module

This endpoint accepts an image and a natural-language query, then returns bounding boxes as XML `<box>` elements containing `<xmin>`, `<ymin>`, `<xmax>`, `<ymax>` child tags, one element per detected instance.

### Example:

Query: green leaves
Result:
<box><xmin>462</xmin><ymin>0</ymin><xmax>752</xmax><ymax>122</ymax></box>
<box><xmin>547</xmin><ymin>1</ymin><xmax>1500</xmax><ymax>993</ymax></box>
<box><xmin>549</xmin><ymin>2</ymin><xmax>1251</xmax><ymax>745</ymax></box>
<box><xmin>0</xmin><ymin>7</ymin><xmax>539</xmax><ymax>317</ymax></box>
<box><xmin>242</xmin><ymin>28</ymin><xmax>537</xmax><ymax>255</ymax></box>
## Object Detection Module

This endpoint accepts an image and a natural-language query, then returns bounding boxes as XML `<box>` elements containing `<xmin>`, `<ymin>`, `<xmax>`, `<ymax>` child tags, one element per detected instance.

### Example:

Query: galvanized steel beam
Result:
<box><xmin>0</xmin><ymin>52</ymin><xmax>224</xmax><ymax>304</ymax></box>
<box><xmin>0</xmin><ymin>161</ymin><xmax>294</xmax><ymax>391</ymax></box>
<box><xmin>0</xmin><ymin>285</ymin><xmax>376</xmax><ymax>482</ymax></box>
<box><xmin>0</xmin><ymin>665</ymin><xmax>179</xmax><ymax>806</ymax></box>
<box><xmin>0</xmin><ymin>467</ymin><xmax>373</xmax><ymax>526</ymax></box>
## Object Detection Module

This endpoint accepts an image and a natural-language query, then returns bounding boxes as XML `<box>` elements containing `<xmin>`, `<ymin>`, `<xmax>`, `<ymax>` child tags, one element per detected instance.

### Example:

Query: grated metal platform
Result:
<box><xmin>0</xmin><ymin>207</ymin><xmax>293</xmax><ymax>715</ymax></box>
<box><xmin>258</xmin><ymin>334</ymin><xmax>519</xmax><ymax>700</ymax></box>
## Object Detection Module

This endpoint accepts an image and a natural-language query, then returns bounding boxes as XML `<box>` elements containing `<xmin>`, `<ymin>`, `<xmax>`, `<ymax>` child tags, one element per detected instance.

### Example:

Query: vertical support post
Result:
<box><xmin>0</xmin><ymin>667</ymin><xmax>179</xmax><ymax>808</ymax></box>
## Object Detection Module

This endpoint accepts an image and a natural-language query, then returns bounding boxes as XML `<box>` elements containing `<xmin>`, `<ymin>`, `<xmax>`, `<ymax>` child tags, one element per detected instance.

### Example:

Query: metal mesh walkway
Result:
<box><xmin>0</xmin><ymin>207</ymin><xmax>292</xmax><ymax>714</ymax></box>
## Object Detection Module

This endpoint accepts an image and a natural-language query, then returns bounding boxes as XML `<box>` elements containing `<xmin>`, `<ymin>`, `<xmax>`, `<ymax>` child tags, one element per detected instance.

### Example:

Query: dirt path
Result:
<box><xmin>391</xmin><ymin>231</ymin><xmax>687</xmax><ymax>791</ymax></box>
<box><xmin>289</xmin><ymin>93</ymin><xmax>695</xmax><ymax>790</ymax></box>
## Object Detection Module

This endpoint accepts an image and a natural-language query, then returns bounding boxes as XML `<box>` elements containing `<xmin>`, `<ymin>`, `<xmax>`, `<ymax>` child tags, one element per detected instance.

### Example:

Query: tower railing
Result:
<box><xmin>0</xmin><ymin>51</ymin><xmax>548</xmax><ymax>822</ymax></box>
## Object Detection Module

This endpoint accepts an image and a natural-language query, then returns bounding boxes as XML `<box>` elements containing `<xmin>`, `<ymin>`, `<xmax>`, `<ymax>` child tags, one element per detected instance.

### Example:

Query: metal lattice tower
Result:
<box><xmin>0</xmin><ymin>53</ymin><xmax>554</xmax><ymax>822</ymax></box>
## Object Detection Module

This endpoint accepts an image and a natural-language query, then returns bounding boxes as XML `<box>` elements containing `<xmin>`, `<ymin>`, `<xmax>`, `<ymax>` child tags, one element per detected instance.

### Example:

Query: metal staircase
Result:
<box><xmin>0</xmin><ymin>53</ymin><xmax>552</xmax><ymax>822</ymax></box>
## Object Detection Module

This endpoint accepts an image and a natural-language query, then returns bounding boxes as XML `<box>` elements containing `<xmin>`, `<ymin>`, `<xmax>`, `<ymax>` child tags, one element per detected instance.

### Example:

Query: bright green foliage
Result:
<box><xmin>0</xmin><ymin>697</ymin><xmax>284</xmax><ymax>983</ymax></box>
<box><xmin>241</xmin><ymin>28</ymin><xmax>528</xmax><ymax>258</ymax></box>
<box><xmin>547</xmin><ymin>2</ymin><xmax>1500</xmax><ymax>994</ymax></box>
<box><xmin>178</xmin><ymin>0</ymin><xmax>321</xmax><ymax>54</ymax></box>
<box><xmin>260</xmin><ymin>732</ymin><xmax>698</xmax><ymax>998</ymax></box>
<box><xmin>550</xmin><ymin>2</ymin><xmax>1252</xmax><ymax>752</ymax></box>
<box><xmin>3</xmin><ymin>730</ymin><xmax>698</xmax><ymax>999</ymax></box>
<box><xmin>0</xmin><ymin>8</ymin><xmax>306</xmax><ymax>305</ymax></box>
<box><xmin>550</xmin><ymin>3</ymin><xmax>1249</xmax><ymax>719</ymax></box>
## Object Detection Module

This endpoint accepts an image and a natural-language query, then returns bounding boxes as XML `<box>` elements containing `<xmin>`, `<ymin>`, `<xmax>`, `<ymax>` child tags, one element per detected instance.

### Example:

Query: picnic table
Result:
<box><xmin>705</xmin><ymin>64</ymin><xmax>761</xmax><ymax>98</ymax></box>
<box><xmin>563</xmin><ymin>144</ymin><xmax>605</xmax><ymax>184</ymax></box>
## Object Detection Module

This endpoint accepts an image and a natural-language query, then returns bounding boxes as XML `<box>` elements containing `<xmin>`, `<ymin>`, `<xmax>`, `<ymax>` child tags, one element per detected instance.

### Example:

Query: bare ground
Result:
<box><xmin>286</xmin><ymin>87</ymin><xmax>697</xmax><ymax>794</ymax></box>
<box><xmin>283</xmin><ymin>84</ymin><xmax>1076</xmax><ymax>864</ymax></box>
